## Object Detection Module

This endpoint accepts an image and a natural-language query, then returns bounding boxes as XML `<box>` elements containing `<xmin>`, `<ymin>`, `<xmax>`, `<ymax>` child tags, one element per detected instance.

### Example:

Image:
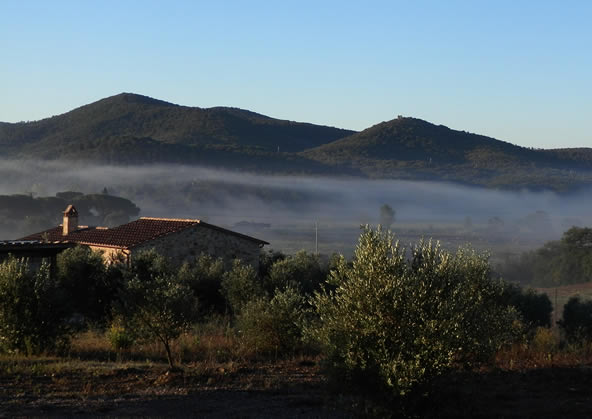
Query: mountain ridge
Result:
<box><xmin>2</xmin><ymin>93</ymin><xmax>592</xmax><ymax>191</ymax></box>
<box><xmin>0</xmin><ymin>93</ymin><xmax>355</xmax><ymax>154</ymax></box>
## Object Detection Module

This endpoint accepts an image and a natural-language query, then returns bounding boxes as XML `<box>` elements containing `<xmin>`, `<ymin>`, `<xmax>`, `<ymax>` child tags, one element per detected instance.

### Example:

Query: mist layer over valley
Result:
<box><xmin>1</xmin><ymin>159</ymin><xmax>590</xmax><ymax>261</ymax></box>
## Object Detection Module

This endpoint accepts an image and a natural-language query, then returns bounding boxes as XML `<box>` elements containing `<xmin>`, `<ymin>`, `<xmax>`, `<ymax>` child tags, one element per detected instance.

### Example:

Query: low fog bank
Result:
<box><xmin>1</xmin><ymin>159</ymin><xmax>591</xmax><ymax>254</ymax></box>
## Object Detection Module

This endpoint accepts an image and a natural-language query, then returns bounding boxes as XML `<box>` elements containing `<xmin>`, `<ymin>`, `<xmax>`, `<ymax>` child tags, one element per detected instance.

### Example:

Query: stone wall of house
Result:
<box><xmin>89</xmin><ymin>246</ymin><xmax>129</xmax><ymax>265</ymax></box>
<box><xmin>130</xmin><ymin>225</ymin><xmax>263</xmax><ymax>269</ymax></box>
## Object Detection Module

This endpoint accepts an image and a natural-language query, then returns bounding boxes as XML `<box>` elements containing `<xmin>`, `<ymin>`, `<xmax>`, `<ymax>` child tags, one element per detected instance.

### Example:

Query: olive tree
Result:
<box><xmin>0</xmin><ymin>257</ymin><xmax>71</xmax><ymax>354</ymax></box>
<box><xmin>220</xmin><ymin>260</ymin><xmax>264</xmax><ymax>314</ymax></box>
<box><xmin>308</xmin><ymin>226</ymin><xmax>517</xmax><ymax>396</ymax></box>
<box><xmin>237</xmin><ymin>286</ymin><xmax>306</xmax><ymax>355</ymax></box>
<box><xmin>266</xmin><ymin>250</ymin><xmax>325</xmax><ymax>295</ymax></box>
<box><xmin>56</xmin><ymin>245</ymin><xmax>114</xmax><ymax>324</ymax></box>
<box><xmin>116</xmin><ymin>250</ymin><xmax>198</xmax><ymax>368</ymax></box>
<box><xmin>178</xmin><ymin>253</ymin><xmax>225</xmax><ymax>313</ymax></box>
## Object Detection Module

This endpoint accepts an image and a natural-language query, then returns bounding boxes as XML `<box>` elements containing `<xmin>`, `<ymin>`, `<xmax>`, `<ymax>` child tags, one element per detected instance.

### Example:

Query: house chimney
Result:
<box><xmin>63</xmin><ymin>205</ymin><xmax>79</xmax><ymax>236</ymax></box>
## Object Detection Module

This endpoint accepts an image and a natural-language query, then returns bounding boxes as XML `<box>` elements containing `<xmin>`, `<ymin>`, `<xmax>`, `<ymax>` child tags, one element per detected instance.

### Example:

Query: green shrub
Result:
<box><xmin>236</xmin><ymin>286</ymin><xmax>306</xmax><ymax>356</ymax></box>
<box><xmin>0</xmin><ymin>257</ymin><xmax>71</xmax><ymax>354</ymax></box>
<box><xmin>530</xmin><ymin>327</ymin><xmax>558</xmax><ymax>354</ymax></box>
<box><xmin>501</xmin><ymin>282</ymin><xmax>553</xmax><ymax>330</ymax></box>
<box><xmin>107</xmin><ymin>319</ymin><xmax>135</xmax><ymax>352</ymax></box>
<box><xmin>308</xmin><ymin>227</ymin><xmax>518</xmax><ymax>396</ymax></box>
<box><xmin>559</xmin><ymin>296</ymin><xmax>592</xmax><ymax>343</ymax></box>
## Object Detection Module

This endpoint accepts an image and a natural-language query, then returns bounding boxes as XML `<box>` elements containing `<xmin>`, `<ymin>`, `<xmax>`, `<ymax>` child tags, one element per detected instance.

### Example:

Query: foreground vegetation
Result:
<box><xmin>3</xmin><ymin>226</ymin><xmax>592</xmax><ymax>416</ymax></box>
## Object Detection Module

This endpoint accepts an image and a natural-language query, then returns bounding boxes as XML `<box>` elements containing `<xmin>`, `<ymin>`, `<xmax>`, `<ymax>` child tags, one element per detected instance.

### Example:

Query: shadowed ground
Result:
<box><xmin>3</xmin><ymin>359</ymin><xmax>592</xmax><ymax>417</ymax></box>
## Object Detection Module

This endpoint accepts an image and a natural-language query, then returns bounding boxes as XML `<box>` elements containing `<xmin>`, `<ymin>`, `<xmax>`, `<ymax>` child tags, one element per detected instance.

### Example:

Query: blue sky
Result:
<box><xmin>1</xmin><ymin>0</ymin><xmax>590</xmax><ymax>149</ymax></box>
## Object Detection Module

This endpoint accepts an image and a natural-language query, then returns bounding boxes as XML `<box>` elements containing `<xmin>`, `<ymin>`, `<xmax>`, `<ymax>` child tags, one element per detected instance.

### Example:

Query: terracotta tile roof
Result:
<box><xmin>0</xmin><ymin>240</ymin><xmax>74</xmax><ymax>251</ymax></box>
<box><xmin>20</xmin><ymin>217</ymin><xmax>268</xmax><ymax>248</ymax></box>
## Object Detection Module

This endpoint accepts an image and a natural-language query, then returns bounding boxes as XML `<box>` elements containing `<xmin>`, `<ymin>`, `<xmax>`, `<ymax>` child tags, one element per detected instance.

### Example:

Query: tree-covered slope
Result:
<box><xmin>2</xmin><ymin>95</ymin><xmax>592</xmax><ymax>191</ymax></box>
<box><xmin>0</xmin><ymin>93</ymin><xmax>354</xmax><ymax>157</ymax></box>
<box><xmin>302</xmin><ymin>117</ymin><xmax>592</xmax><ymax>190</ymax></box>
<box><xmin>305</xmin><ymin>116</ymin><xmax>552</xmax><ymax>166</ymax></box>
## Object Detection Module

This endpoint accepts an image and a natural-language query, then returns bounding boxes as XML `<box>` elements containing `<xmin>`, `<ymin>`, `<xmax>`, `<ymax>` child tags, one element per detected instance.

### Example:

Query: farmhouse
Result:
<box><xmin>20</xmin><ymin>205</ymin><xmax>268</xmax><ymax>268</ymax></box>
<box><xmin>0</xmin><ymin>240</ymin><xmax>75</xmax><ymax>278</ymax></box>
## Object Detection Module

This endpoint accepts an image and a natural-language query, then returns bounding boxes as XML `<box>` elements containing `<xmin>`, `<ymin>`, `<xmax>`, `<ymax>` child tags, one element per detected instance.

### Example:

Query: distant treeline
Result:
<box><xmin>0</xmin><ymin>191</ymin><xmax>140</xmax><ymax>238</ymax></box>
<box><xmin>500</xmin><ymin>227</ymin><xmax>592</xmax><ymax>286</ymax></box>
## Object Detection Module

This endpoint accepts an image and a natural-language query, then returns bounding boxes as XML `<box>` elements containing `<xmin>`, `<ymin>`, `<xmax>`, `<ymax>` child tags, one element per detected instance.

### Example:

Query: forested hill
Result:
<box><xmin>0</xmin><ymin>93</ymin><xmax>355</xmax><ymax>157</ymax></box>
<box><xmin>1</xmin><ymin>93</ymin><xmax>592</xmax><ymax>191</ymax></box>
<box><xmin>303</xmin><ymin>117</ymin><xmax>592</xmax><ymax>190</ymax></box>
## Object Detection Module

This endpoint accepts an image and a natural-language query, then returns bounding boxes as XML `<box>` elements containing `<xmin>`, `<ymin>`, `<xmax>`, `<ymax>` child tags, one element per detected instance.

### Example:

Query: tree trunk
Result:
<box><xmin>163</xmin><ymin>339</ymin><xmax>174</xmax><ymax>369</ymax></box>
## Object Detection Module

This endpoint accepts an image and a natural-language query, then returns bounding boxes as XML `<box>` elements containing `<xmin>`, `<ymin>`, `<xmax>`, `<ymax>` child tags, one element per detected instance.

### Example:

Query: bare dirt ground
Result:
<box><xmin>423</xmin><ymin>366</ymin><xmax>592</xmax><ymax>419</ymax></box>
<box><xmin>0</xmin><ymin>359</ymin><xmax>347</xmax><ymax>418</ymax></box>
<box><xmin>3</xmin><ymin>359</ymin><xmax>592</xmax><ymax>418</ymax></box>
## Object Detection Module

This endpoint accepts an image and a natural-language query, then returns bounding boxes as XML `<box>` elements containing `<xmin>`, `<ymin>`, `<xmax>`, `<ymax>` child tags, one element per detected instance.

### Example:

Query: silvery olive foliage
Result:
<box><xmin>309</xmin><ymin>226</ymin><xmax>518</xmax><ymax>395</ymax></box>
<box><xmin>237</xmin><ymin>286</ymin><xmax>306</xmax><ymax>355</ymax></box>
<box><xmin>220</xmin><ymin>259</ymin><xmax>264</xmax><ymax>314</ymax></box>
<box><xmin>266</xmin><ymin>250</ymin><xmax>325</xmax><ymax>295</ymax></box>
<box><xmin>0</xmin><ymin>257</ymin><xmax>71</xmax><ymax>354</ymax></box>
<box><xmin>116</xmin><ymin>250</ymin><xmax>199</xmax><ymax>368</ymax></box>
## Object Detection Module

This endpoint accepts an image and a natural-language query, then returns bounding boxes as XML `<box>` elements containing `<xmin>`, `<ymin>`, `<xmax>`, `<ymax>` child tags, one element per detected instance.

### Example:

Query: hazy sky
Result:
<box><xmin>1</xmin><ymin>1</ymin><xmax>590</xmax><ymax>149</ymax></box>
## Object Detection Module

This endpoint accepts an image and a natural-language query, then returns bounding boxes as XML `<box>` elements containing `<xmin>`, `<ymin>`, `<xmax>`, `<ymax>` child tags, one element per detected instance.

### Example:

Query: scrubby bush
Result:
<box><xmin>308</xmin><ymin>227</ymin><xmax>518</xmax><ymax>396</ymax></box>
<box><xmin>530</xmin><ymin>327</ymin><xmax>558</xmax><ymax>354</ymax></box>
<box><xmin>236</xmin><ymin>286</ymin><xmax>306</xmax><ymax>356</ymax></box>
<box><xmin>559</xmin><ymin>296</ymin><xmax>592</xmax><ymax>343</ymax></box>
<box><xmin>107</xmin><ymin>318</ymin><xmax>135</xmax><ymax>352</ymax></box>
<box><xmin>0</xmin><ymin>257</ymin><xmax>71</xmax><ymax>354</ymax></box>
<box><xmin>220</xmin><ymin>260</ymin><xmax>264</xmax><ymax>314</ymax></box>
<box><xmin>178</xmin><ymin>253</ymin><xmax>225</xmax><ymax>314</ymax></box>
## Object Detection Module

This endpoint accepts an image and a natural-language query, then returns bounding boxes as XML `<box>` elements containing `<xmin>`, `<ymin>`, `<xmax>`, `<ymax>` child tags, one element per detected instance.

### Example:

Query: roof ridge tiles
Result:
<box><xmin>139</xmin><ymin>217</ymin><xmax>201</xmax><ymax>223</ymax></box>
<box><xmin>18</xmin><ymin>216</ymin><xmax>268</xmax><ymax>247</ymax></box>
